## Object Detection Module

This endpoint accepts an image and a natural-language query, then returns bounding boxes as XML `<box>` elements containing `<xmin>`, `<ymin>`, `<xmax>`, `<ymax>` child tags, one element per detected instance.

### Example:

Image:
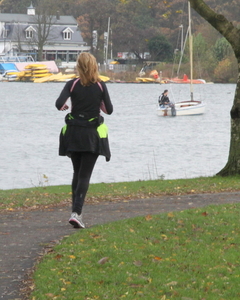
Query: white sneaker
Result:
<box><xmin>69</xmin><ymin>212</ymin><xmax>85</xmax><ymax>228</ymax></box>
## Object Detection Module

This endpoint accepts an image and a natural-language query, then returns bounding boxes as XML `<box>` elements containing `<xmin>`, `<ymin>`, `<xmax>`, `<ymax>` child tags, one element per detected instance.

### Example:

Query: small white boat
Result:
<box><xmin>0</xmin><ymin>70</ymin><xmax>19</xmax><ymax>81</ymax></box>
<box><xmin>157</xmin><ymin>100</ymin><xmax>205</xmax><ymax>116</ymax></box>
<box><xmin>157</xmin><ymin>2</ymin><xmax>205</xmax><ymax>117</ymax></box>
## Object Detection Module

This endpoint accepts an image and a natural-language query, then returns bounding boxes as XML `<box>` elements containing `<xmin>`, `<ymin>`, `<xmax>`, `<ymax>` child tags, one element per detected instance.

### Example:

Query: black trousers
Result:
<box><xmin>70</xmin><ymin>152</ymin><xmax>99</xmax><ymax>214</ymax></box>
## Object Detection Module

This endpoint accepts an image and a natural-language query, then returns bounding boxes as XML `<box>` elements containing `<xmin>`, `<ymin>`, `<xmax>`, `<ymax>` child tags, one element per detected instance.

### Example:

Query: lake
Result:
<box><xmin>0</xmin><ymin>81</ymin><xmax>235</xmax><ymax>190</ymax></box>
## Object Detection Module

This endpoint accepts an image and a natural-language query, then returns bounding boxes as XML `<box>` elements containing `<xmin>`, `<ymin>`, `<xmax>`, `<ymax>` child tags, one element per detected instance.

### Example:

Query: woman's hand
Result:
<box><xmin>60</xmin><ymin>104</ymin><xmax>69</xmax><ymax>111</ymax></box>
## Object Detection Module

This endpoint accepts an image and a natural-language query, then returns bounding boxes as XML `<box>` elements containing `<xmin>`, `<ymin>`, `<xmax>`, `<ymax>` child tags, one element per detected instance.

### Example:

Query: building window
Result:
<box><xmin>63</xmin><ymin>27</ymin><xmax>73</xmax><ymax>40</ymax></box>
<box><xmin>2</xmin><ymin>25</ymin><xmax>10</xmax><ymax>38</ymax></box>
<box><xmin>25</xmin><ymin>26</ymin><xmax>36</xmax><ymax>39</ymax></box>
<box><xmin>64</xmin><ymin>31</ymin><xmax>71</xmax><ymax>40</ymax></box>
<box><xmin>45</xmin><ymin>51</ymin><xmax>56</xmax><ymax>61</ymax></box>
<box><xmin>3</xmin><ymin>29</ymin><xmax>8</xmax><ymax>38</ymax></box>
<box><xmin>69</xmin><ymin>51</ymin><xmax>78</xmax><ymax>62</ymax></box>
<box><xmin>26</xmin><ymin>30</ymin><xmax>33</xmax><ymax>39</ymax></box>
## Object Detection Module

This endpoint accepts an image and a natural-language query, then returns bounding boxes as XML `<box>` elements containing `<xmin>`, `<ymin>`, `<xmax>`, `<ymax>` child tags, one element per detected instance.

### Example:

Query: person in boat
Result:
<box><xmin>159</xmin><ymin>89</ymin><xmax>170</xmax><ymax>107</ymax></box>
<box><xmin>158</xmin><ymin>89</ymin><xmax>176</xmax><ymax>116</ymax></box>
<box><xmin>55</xmin><ymin>52</ymin><xmax>113</xmax><ymax>229</ymax></box>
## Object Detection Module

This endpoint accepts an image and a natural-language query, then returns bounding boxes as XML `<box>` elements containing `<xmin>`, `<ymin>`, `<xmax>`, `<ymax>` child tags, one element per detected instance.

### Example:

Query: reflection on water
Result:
<box><xmin>0</xmin><ymin>82</ymin><xmax>235</xmax><ymax>190</ymax></box>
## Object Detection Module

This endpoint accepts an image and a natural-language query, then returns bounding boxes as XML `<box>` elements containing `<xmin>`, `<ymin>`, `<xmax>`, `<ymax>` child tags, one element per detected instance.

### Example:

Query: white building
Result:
<box><xmin>0</xmin><ymin>4</ymin><xmax>90</xmax><ymax>65</ymax></box>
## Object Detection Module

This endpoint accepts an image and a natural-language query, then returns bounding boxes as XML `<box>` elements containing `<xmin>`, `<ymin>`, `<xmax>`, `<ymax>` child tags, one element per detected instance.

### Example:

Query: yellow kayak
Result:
<box><xmin>33</xmin><ymin>73</ymin><xmax>53</xmax><ymax>78</ymax></box>
<box><xmin>25</xmin><ymin>64</ymin><xmax>47</xmax><ymax>69</ymax></box>
<box><xmin>99</xmin><ymin>75</ymin><xmax>110</xmax><ymax>82</ymax></box>
<box><xmin>32</xmin><ymin>69</ymin><xmax>49</xmax><ymax>74</ymax></box>
<box><xmin>33</xmin><ymin>73</ymin><xmax>110</xmax><ymax>83</ymax></box>
<box><xmin>33</xmin><ymin>72</ymin><xmax>64</xmax><ymax>83</ymax></box>
<box><xmin>135</xmin><ymin>77</ymin><xmax>157</xmax><ymax>82</ymax></box>
<box><xmin>5</xmin><ymin>71</ymin><xmax>20</xmax><ymax>76</ymax></box>
<box><xmin>54</xmin><ymin>74</ymin><xmax>77</xmax><ymax>82</ymax></box>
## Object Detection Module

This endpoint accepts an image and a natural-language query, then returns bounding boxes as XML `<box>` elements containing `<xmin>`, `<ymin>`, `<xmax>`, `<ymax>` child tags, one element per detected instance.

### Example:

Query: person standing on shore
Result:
<box><xmin>55</xmin><ymin>52</ymin><xmax>113</xmax><ymax>228</ymax></box>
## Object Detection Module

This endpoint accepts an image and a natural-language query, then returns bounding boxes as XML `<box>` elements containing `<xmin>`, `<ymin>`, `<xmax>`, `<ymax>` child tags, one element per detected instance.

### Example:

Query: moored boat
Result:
<box><xmin>167</xmin><ymin>74</ymin><xmax>206</xmax><ymax>84</ymax></box>
<box><xmin>157</xmin><ymin>1</ymin><xmax>206</xmax><ymax>117</ymax></box>
<box><xmin>157</xmin><ymin>100</ymin><xmax>205</xmax><ymax>116</ymax></box>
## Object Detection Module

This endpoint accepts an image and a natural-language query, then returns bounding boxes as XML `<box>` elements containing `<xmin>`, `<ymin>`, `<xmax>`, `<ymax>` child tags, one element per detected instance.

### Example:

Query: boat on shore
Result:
<box><xmin>33</xmin><ymin>73</ymin><xmax>110</xmax><ymax>83</ymax></box>
<box><xmin>166</xmin><ymin>74</ymin><xmax>206</xmax><ymax>84</ymax></box>
<box><xmin>0</xmin><ymin>70</ymin><xmax>19</xmax><ymax>81</ymax></box>
<box><xmin>0</xmin><ymin>61</ymin><xmax>110</xmax><ymax>82</ymax></box>
<box><xmin>135</xmin><ymin>77</ymin><xmax>162</xmax><ymax>83</ymax></box>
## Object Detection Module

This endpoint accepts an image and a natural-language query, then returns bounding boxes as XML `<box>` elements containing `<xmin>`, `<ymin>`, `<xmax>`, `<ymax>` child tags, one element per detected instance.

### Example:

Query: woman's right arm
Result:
<box><xmin>55</xmin><ymin>81</ymin><xmax>71</xmax><ymax>111</ymax></box>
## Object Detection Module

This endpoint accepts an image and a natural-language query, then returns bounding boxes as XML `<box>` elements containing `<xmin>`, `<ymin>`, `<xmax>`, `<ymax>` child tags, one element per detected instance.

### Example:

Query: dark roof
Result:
<box><xmin>3</xmin><ymin>23</ymin><xmax>85</xmax><ymax>45</ymax></box>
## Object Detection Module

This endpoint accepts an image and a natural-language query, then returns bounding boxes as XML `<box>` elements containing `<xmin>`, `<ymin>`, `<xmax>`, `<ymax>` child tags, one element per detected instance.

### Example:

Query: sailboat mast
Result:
<box><xmin>188</xmin><ymin>1</ymin><xmax>194</xmax><ymax>101</ymax></box>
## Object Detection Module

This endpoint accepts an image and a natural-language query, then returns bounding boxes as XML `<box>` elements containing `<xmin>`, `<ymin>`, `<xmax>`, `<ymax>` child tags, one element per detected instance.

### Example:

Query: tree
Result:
<box><xmin>191</xmin><ymin>33</ymin><xmax>209</xmax><ymax>79</ymax></box>
<box><xmin>0</xmin><ymin>0</ymin><xmax>31</xmax><ymax>13</ymax></box>
<box><xmin>32</xmin><ymin>0</ymin><xmax>59</xmax><ymax>61</ymax></box>
<box><xmin>214</xmin><ymin>56</ymin><xmax>238</xmax><ymax>83</ymax></box>
<box><xmin>112</xmin><ymin>0</ymin><xmax>163</xmax><ymax>60</ymax></box>
<box><xmin>0</xmin><ymin>0</ymin><xmax>77</xmax><ymax>15</ymax></box>
<box><xmin>213</xmin><ymin>37</ymin><xmax>233</xmax><ymax>62</ymax></box>
<box><xmin>76</xmin><ymin>0</ymin><xmax>117</xmax><ymax>62</ymax></box>
<box><xmin>148</xmin><ymin>35</ymin><xmax>173</xmax><ymax>61</ymax></box>
<box><xmin>189</xmin><ymin>0</ymin><xmax>240</xmax><ymax>176</ymax></box>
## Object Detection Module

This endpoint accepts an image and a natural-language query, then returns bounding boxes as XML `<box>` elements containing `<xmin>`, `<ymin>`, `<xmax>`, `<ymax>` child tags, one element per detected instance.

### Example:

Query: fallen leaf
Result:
<box><xmin>133</xmin><ymin>260</ymin><xmax>142</xmax><ymax>266</ymax></box>
<box><xmin>165</xmin><ymin>281</ymin><xmax>178</xmax><ymax>286</ymax></box>
<box><xmin>54</xmin><ymin>254</ymin><xmax>63</xmax><ymax>260</ymax></box>
<box><xmin>69</xmin><ymin>255</ymin><xmax>76</xmax><ymax>259</ymax></box>
<box><xmin>153</xmin><ymin>256</ymin><xmax>162</xmax><ymax>261</ymax></box>
<box><xmin>45</xmin><ymin>293</ymin><xmax>55</xmax><ymax>298</ymax></box>
<box><xmin>129</xmin><ymin>284</ymin><xmax>143</xmax><ymax>288</ymax></box>
<box><xmin>145</xmin><ymin>215</ymin><xmax>152</xmax><ymax>221</ymax></box>
<box><xmin>98</xmin><ymin>257</ymin><xmax>109</xmax><ymax>264</ymax></box>
<box><xmin>90</xmin><ymin>233</ymin><xmax>101</xmax><ymax>239</ymax></box>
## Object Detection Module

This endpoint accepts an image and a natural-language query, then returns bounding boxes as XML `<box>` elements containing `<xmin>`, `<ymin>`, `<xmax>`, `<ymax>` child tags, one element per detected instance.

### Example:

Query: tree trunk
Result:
<box><xmin>37</xmin><ymin>46</ymin><xmax>43</xmax><ymax>61</ymax></box>
<box><xmin>217</xmin><ymin>65</ymin><xmax>240</xmax><ymax>176</ymax></box>
<box><xmin>189</xmin><ymin>0</ymin><xmax>240</xmax><ymax>176</ymax></box>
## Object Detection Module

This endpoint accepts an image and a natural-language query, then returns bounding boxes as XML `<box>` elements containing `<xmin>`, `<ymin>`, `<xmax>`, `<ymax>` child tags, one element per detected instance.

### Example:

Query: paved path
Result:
<box><xmin>1</xmin><ymin>192</ymin><xmax>240</xmax><ymax>299</ymax></box>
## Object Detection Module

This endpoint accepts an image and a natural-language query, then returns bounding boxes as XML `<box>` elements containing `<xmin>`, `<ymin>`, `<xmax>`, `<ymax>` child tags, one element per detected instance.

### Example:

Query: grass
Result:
<box><xmin>30</xmin><ymin>203</ymin><xmax>240</xmax><ymax>299</ymax></box>
<box><xmin>2</xmin><ymin>176</ymin><xmax>240</xmax><ymax>299</ymax></box>
<box><xmin>1</xmin><ymin>175</ymin><xmax>240</xmax><ymax>211</ymax></box>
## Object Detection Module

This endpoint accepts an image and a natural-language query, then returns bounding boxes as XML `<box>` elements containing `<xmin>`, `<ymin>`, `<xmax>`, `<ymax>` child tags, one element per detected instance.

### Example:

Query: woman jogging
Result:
<box><xmin>55</xmin><ymin>52</ymin><xmax>113</xmax><ymax>228</ymax></box>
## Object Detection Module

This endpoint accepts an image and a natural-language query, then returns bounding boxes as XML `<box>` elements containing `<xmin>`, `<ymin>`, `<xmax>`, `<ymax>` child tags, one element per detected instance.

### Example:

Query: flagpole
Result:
<box><xmin>105</xmin><ymin>17</ymin><xmax>110</xmax><ymax>64</ymax></box>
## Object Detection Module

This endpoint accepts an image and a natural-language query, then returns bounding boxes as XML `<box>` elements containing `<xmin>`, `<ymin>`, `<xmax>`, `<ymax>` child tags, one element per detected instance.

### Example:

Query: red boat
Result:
<box><xmin>167</xmin><ymin>74</ymin><xmax>206</xmax><ymax>84</ymax></box>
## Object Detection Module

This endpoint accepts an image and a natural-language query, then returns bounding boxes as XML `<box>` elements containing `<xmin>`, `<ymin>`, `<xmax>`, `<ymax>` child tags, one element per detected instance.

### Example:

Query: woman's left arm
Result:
<box><xmin>100</xmin><ymin>82</ymin><xmax>113</xmax><ymax>114</ymax></box>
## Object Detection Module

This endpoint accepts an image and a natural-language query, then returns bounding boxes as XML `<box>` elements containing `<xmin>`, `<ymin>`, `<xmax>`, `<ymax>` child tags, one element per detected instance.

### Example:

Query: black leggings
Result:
<box><xmin>70</xmin><ymin>152</ymin><xmax>99</xmax><ymax>214</ymax></box>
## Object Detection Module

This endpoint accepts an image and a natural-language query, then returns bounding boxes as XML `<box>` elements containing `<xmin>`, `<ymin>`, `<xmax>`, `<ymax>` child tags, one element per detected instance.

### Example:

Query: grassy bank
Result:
<box><xmin>30</xmin><ymin>203</ymin><xmax>240</xmax><ymax>299</ymax></box>
<box><xmin>1</xmin><ymin>176</ymin><xmax>240</xmax><ymax>211</ymax></box>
